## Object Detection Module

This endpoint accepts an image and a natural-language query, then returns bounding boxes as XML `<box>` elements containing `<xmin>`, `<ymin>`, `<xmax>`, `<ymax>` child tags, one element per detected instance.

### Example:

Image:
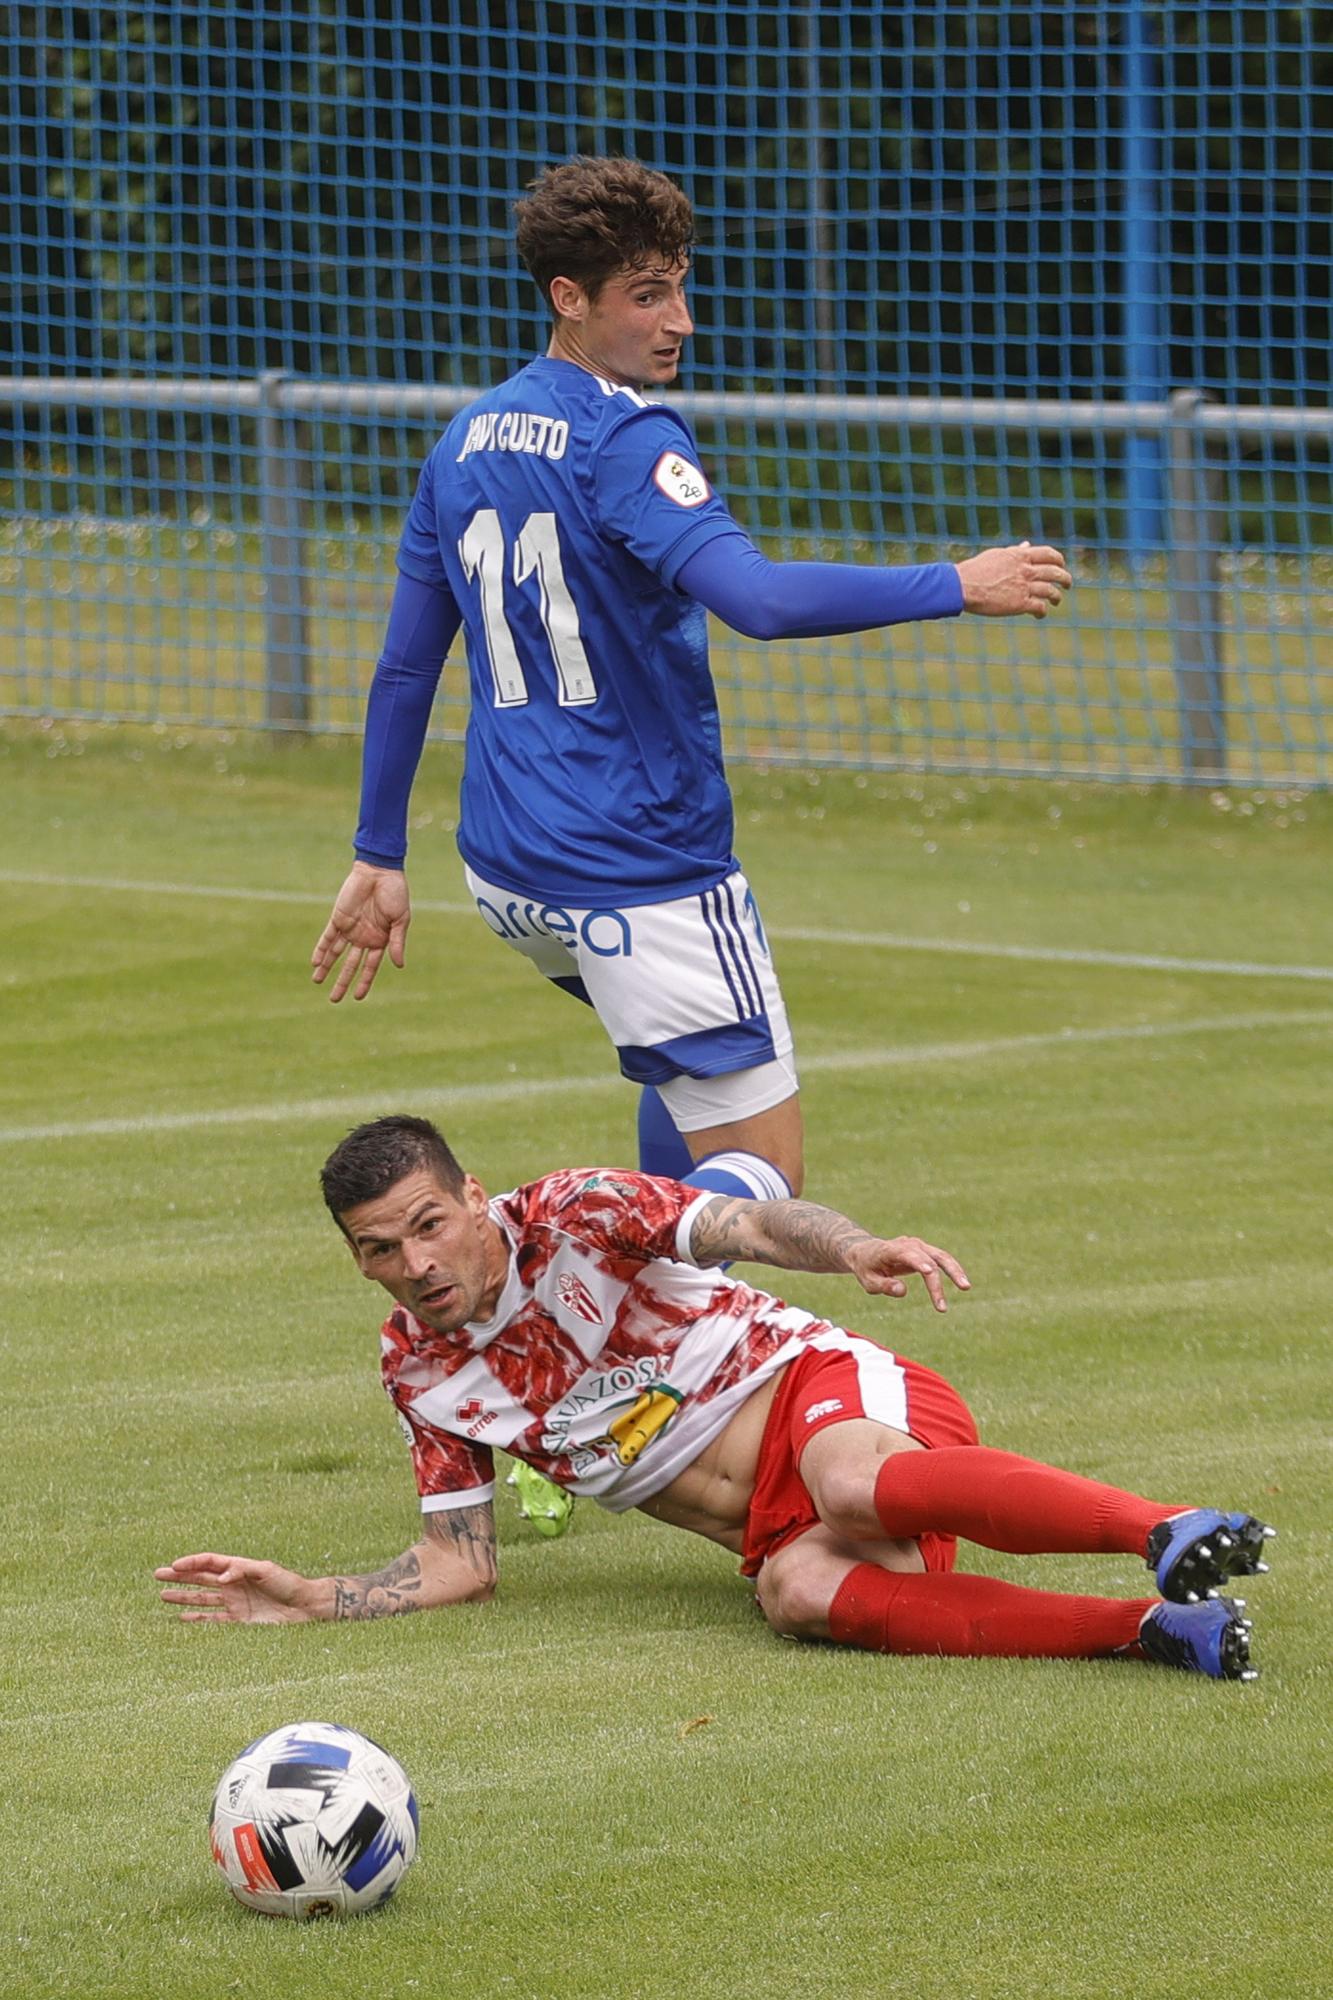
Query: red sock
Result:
<box><xmin>873</xmin><ymin>1447</ymin><xmax>1182</xmax><ymax>1557</ymax></box>
<box><xmin>829</xmin><ymin>1563</ymin><xmax>1151</xmax><ymax>1659</ymax></box>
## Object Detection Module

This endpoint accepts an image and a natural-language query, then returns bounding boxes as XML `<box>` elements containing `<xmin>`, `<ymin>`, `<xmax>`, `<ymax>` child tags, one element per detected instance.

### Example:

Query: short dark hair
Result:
<box><xmin>320</xmin><ymin>1115</ymin><xmax>465</xmax><ymax>1222</ymax></box>
<box><xmin>514</xmin><ymin>155</ymin><xmax>695</xmax><ymax>305</ymax></box>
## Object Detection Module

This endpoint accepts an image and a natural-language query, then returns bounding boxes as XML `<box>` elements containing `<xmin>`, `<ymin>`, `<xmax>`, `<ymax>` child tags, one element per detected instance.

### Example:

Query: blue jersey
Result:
<box><xmin>397</xmin><ymin>357</ymin><xmax>742</xmax><ymax>907</ymax></box>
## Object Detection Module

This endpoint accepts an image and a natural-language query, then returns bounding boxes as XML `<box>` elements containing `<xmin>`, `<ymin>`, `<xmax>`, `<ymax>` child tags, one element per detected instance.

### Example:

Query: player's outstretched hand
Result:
<box><xmin>845</xmin><ymin>1237</ymin><xmax>970</xmax><ymax>1313</ymax></box>
<box><xmin>311</xmin><ymin>861</ymin><xmax>411</xmax><ymax>1002</ymax></box>
<box><xmin>156</xmin><ymin>1552</ymin><xmax>314</xmax><ymax>1624</ymax></box>
<box><xmin>956</xmin><ymin>541</ymin><xmax>1072</xmax><ymax>619</ymax></box>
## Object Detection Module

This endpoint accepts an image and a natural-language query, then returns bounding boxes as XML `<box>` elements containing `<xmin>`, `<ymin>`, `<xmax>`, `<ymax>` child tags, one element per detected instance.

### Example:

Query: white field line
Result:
<box><xmin>771</xmin><ymin>926</ymin><xmax>1333</xmax><ymax>982</ymax></box>
<box><xmin>2</xmin><ymin>1007</ymin><xmax>1330</xmax><ymax>1146</ymax></box>
<box><xmin>3</xmin><ymin>866</ymin><xmax>1331</xmax><ymax>983</ymax></box>
<box><xmin>0</xmin><ymin>1627</ymin><xmax>696</xmax><ymax>1733</ymax></box>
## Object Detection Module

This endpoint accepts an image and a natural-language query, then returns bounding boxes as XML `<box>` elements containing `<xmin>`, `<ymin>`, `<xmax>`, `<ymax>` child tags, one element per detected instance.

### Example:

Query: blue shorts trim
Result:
<box><xmin>617</xmin><ymin>1015</ymin><xmax>777</xmax><ymax>1086</ymax></box>
<box><xmin>700</xmin><ymin>882</ymin><xmax>761</xmax><ymax>1019</ymax></box>
<box><xmin>720</xmin><ymin>877</ymin><xmax>765</xmax><ymax>1011</ymax></box>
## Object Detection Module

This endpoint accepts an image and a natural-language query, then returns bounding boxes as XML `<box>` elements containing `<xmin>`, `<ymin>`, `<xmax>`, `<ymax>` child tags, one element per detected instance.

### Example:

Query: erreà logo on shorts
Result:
<box><xmin>556</xmin><ymin>1272</ymin><xmax>603</xmax><ymax>1325</ymax></box>
<box><xmin>653</xmin><ymin>450</ymin><xmax>709</xmax><ymax>507</ymax></box>
<box><xmin>803</xmin><ymin>1398</ymin><xmax>844</xmax><ymax>1423</ymax></box>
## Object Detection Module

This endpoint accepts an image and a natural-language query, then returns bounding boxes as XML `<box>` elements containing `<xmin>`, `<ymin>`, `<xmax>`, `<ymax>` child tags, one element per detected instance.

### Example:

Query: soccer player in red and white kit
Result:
<box><xmin>157</xmin><ymin>1117</ymin><xmax>1274</xmax><ymax>1679</ymax></box>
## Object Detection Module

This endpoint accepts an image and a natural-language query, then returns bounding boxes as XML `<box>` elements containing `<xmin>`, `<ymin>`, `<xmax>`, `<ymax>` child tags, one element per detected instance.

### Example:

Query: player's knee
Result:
<box><xmin>804</xmin><ymin>1457</ymin><xmax>875</xmax><ymax>1542</ymax></box>
<box><xmin>756</xmin><ymin>1541</ymin><xmax>835</xmax><ymax>1640</ymax></box>
<box><xmin>804</xmin><ymin>1436</ymin><xmax>926</xmax><ymax>1541</ymax></box>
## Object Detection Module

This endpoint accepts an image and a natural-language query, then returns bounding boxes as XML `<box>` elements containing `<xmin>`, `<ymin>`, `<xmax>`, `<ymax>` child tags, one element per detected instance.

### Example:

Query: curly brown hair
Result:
<box><xmin>514</xmin><ymin>156</ymin><xmax>695</xmax><ymax>304</ymax></box>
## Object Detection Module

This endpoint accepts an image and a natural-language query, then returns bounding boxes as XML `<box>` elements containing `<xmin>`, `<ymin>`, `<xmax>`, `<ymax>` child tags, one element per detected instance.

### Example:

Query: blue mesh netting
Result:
<box><xmin>2</xmin><ymin>3</ymin><xmax>1329</xmax><ymax>782</ymax></box>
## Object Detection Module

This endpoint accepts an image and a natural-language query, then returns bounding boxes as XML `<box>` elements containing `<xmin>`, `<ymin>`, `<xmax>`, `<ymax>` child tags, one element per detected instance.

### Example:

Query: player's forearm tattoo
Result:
<box><xmin>426</xmin><ymin>1502</ymin><xmax>498</xmax><ymax>1590</ymax></box>
<box><xmin>331</xmin><ymin>1549</ymin><xmax>424</xmax><ymax>1622</ymax></box>
<box><xmin>690</xmin><ymin>1194</ymin><xmax>877</xmax><ymax>1273</ymax></box>
<box><xmin>327</xmin><ymin>1505</ymin><xmax>496</xmax><ymax>1620</ymax></box>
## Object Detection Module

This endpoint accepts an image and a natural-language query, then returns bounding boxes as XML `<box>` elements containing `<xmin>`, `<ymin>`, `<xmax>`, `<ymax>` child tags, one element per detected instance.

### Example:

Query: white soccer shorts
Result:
<box><xmin>463</xmin><ymin>863</ymin><xmax>798</xmax><ymax>1130</ymax></box>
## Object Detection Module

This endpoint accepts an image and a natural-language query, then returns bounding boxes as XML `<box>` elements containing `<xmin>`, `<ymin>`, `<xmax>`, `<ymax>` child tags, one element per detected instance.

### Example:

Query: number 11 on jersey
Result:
<box><xmin>459</xmin><ymin>509</ymin><xmax>598</xmax><ymax>709</ymax></box>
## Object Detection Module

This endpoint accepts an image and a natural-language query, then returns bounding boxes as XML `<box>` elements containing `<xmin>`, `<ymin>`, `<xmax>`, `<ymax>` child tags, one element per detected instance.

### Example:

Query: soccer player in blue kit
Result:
<box><xmin>312</xmin><ymin>157</ymin><xmax>1072</xmax><ymax>1210</ymax></box>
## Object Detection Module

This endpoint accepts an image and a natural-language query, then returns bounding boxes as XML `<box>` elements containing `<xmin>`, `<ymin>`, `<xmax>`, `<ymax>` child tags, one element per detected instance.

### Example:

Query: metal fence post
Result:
<box><xmin>1122</xmin><ymin>0</ymin><xmax>1166</xmax><ymax>553</ymax></box>
<box><xmin>1167</xmin><ymin>388</ymin><xmax>1225</xmax><ymax>780</ymax></box>
<box><xmin>258</xmin><ymin>369</ymin><xmax>311</xmax><ymax>729</ymax></box>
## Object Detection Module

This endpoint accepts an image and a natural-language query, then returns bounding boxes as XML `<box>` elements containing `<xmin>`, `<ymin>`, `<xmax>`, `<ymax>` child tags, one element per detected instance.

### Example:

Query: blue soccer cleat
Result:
<box><xmin>1146</xmin><ymin>1509</ymin><xmax>1276</xmax><ymax>1604</ymax></box>
<box><xmin>1138</xmin><ymin>1597</ymin><xmax>1258</xmax><ymax>1681</ymax></box>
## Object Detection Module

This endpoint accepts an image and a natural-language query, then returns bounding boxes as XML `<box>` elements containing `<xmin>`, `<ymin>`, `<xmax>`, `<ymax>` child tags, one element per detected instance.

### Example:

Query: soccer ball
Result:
<box><xmin>209</xmin><ymin>1720</ymin><xmax>419</xmax><ymax>1918</ymax></box>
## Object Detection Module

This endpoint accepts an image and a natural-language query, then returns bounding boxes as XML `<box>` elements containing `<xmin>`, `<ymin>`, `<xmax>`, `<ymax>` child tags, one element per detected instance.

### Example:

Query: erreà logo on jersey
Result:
<box><xmin>653</xmin><ymin>450</ymin><xmax>709</xmax><ymax>508</ymax></box>
<box><xmin>555</xmin><ymin>1272</ymin><xmax>603</xmax><ymax>1325</ymax></box>
<box><xmin>455</xmin><ymin>1396</ymin><xmax>496</xmax><ymax>1437</ymax></box>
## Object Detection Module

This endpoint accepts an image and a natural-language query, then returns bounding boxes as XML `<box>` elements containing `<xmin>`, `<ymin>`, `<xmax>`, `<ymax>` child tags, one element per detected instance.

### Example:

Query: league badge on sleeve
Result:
<box><xmin>653</xmin><ymin>451</ymin><xmax>710</xmax><ymax>507</ymax></box>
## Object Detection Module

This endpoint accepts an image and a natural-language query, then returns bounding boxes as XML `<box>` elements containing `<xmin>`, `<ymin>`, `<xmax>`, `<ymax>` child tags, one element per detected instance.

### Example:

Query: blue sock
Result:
<box><xmin>637</xmin><ymin>1085</ymin><xmax>695</xmax><ymax>1177</ymax></box>
<box><xmin>637</xmin><ymin>1090</ymin><xmax>793</xmax><ymax>1205</ymax></box>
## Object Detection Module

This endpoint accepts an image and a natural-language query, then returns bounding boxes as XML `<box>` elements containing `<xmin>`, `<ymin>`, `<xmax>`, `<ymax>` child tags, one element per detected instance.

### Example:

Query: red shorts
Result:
<box><xmin>740</xmin><ymin>1333</ymin><xmax>980</xmax><ymax>1578</ymax></box>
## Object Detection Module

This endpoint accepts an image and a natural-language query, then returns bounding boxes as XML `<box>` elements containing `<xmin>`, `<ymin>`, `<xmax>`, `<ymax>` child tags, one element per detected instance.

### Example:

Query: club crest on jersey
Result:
<box><xmin>555</xmin><ymin>1271</ymin><xmax>603</xmax><ymax>1325</ymax></box>
<box><xmin>653</xmin><ymin>450</ymin><xmax>709</xmax><ymax>508</ymax></box>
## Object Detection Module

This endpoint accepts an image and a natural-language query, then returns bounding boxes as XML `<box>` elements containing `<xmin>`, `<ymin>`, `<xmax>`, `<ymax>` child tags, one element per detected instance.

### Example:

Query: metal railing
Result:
<box><xmin>3</xmin><ymin>371</ymin><xmax>1332</xmax><ymax>778</ymax></box>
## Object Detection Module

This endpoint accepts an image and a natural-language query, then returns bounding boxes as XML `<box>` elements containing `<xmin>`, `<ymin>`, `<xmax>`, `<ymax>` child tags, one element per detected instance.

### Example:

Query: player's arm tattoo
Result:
<box><xmin>330</xmin><ymin>1549</ymin><xmax>423</xmax><ymax>1622</ymax></box>
<box><xmin>328</xmin><ymin>1502</ymin><xmax>497</xmax><ymax>1620</ymax></box>
<box><xmin>424</xmin><ymin>1500</ymin><xmax>498</xmax><ymax>1593</ymax></box>
<box><xmin>689</xmin><ymin>1194</ymin><xmax>878</xmax><ymax>1274</ymax></box>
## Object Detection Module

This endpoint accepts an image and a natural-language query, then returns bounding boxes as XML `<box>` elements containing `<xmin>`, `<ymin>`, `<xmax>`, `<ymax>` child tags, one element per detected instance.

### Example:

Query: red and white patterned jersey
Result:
<box><xmin>380</xmin><ymin>1168</ymin><xmax>837</xmax><ymax>1515</ymax></box>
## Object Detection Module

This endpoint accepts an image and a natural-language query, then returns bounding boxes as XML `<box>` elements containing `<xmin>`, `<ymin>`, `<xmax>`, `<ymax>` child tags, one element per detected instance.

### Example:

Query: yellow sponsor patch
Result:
<box><xmin>606</xmin><ymin>1386</ymin><xmax>684</xmax><ymax>1466</ymax></box>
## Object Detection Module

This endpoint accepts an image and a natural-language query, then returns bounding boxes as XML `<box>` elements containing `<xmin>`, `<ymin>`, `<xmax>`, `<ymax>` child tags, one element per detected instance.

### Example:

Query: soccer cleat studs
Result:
<box><xmin>1146</xmin><ymin>1510</ymin><xmax>1277</xmax><ymax>1605</ymax></box>
<box><xmin>1138</xmin><ymin>1597</ymin><xmax>1259</xmax><ymax>1681</ymax></box>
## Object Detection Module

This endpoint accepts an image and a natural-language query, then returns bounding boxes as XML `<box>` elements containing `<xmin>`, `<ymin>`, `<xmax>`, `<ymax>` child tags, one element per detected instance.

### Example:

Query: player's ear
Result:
<box><xmin>461</xmin><ymin>1174</ymin><xmax>489</xmax><ymax>1223</ymax></box>
<box><xmin>548</xmin><ymin>273</ymin><xmax>587</xmax><ymax>322</ymax></box>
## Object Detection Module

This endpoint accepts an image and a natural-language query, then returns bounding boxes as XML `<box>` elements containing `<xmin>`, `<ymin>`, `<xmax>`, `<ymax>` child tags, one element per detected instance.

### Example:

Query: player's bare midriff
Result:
<box><xmin>636</xmin><ymin>1366</ymin><xmax>785</xmax><ymax>1552</ymax></box>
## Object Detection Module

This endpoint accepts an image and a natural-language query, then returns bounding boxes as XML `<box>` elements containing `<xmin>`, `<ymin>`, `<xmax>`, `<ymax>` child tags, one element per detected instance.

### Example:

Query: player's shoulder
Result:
<box><xmin>589</xmin><ymin>393</ymin><xmax>711</xmax><ymax>516</ymax></box>
<box><xmin>503</xmin><ymin>1167</ymin><xmax>666</xmax><ymax>1230</ymax></box>
<box><xmin>505</xmin><ymin>1164</ymin><xmax>637</xmax><ymax>1212</ymax></box>
<box><xmin>598</xmin><ymin>384</ymin><xmax>699</xmax><ymax>451</ymax></box>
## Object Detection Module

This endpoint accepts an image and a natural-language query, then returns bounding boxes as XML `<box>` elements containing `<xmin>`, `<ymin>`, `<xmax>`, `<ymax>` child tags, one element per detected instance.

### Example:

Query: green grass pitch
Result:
<box><xmin>1</xmin><ymin>723</ymin><xmax>1330</xmax><ymax>2000</ymax></box>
